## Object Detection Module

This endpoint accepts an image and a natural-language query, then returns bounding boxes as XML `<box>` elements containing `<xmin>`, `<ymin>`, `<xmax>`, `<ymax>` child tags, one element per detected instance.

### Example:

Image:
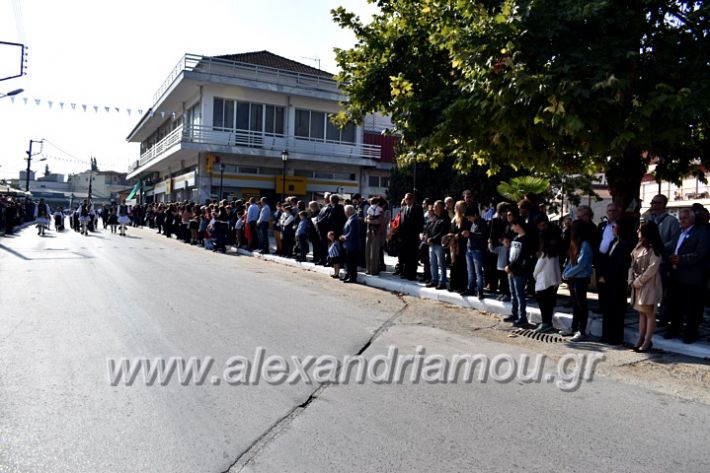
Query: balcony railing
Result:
<box><xmin>136</xmin><ymin>124</ymin><xmax>381</xmax><ymax>171</ymax></box>
<box><xmin>153</xmin><ymin>54</ymin><xmax>339</xmax><ymax>105</ymax></box>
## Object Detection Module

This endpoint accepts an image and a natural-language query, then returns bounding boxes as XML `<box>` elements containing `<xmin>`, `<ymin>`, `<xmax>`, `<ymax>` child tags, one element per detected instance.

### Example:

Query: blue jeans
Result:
<box><xmin>509</xmin><ymin>274</ymin><xmax>527</xmax><ymax>322</ymax></box>
<box><xmin>429</xmin><ymin>244</ymin><xmax>447</xmax><ymax>284</ymax></box>
<box><xmin>466</xmin><ymin>249</ymin><xmax>485</xmax><ymax>293</ymax></box>
<box><xmin>258</xmin><ymin>222</ymin><xmax>270</xmax><ymax>253</ymax></box>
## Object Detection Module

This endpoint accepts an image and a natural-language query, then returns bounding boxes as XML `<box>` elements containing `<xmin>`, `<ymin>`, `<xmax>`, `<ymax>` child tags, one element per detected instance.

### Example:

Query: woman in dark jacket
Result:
<box><xmin>447</xmin><ymin>201</ymin><xmax>469</xmax><ymax>293</ymax></box>
<box><xmin>597</xmin><ymin>218</ymin><xmax>633</xmax><ymax>345</ymax></box>
<box><xmin>212</xmin><ymin>206</ymin><xmax>230</xmax><ymax>253</ymax></box>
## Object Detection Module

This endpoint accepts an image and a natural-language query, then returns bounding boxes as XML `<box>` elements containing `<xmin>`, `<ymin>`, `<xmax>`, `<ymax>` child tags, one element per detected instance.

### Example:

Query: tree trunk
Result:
<box><xmin>605</xmin><ymin>148</ymin><xmax>647</xmax><ymax>217</ymax></box>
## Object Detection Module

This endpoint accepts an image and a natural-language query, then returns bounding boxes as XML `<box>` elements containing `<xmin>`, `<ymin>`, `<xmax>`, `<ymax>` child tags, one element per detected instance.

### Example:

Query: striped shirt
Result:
<box><xmin>328</xmin><ymin>241</ymin><xmax>341</xmax><ymax>258</ymax></box>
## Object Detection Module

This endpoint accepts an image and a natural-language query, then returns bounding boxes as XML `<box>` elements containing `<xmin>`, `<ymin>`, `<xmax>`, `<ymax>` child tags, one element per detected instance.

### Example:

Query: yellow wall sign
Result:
<box><xmin>275</xmin><ymin>176</ymin><xmax>307</xmax><ymax>195</ymax></box>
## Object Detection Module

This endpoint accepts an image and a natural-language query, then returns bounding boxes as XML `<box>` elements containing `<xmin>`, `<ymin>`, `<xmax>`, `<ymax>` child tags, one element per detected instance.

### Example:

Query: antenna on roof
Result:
<box><xmin>300</xmin><ymin>56</ymin><xmax>321</xmax><ymax>70</ymax></box>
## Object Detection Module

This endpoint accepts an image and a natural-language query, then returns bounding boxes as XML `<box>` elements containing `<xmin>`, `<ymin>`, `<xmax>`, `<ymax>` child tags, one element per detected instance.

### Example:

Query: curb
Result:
<box><xmin>235</xmin><ymin>248</ymin><xmax>710</xmax><ymax>359</ymax></box>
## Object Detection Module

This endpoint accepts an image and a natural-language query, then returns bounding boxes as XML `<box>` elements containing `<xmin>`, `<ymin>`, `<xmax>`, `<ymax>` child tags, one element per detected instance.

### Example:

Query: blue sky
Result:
<box><xmin>0</xmin><ymin>0</ymin><xmax>377</xmax><ymax>179</ymax></box>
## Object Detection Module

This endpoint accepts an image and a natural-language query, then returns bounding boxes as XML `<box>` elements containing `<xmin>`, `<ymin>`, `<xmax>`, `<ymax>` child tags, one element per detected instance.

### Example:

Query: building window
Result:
<box><xmin>295</xmin><ymin>109</ymin><xmax>356</xmax><ymax>144</ymax></box>
<box><xmin>333</xmin><ymin>172</ymin><xmax>356</xmax><ymax>181</ymax></box>
<box><xmin>295</xmin><ymin>110</ymin><xmax>310</xmax><ymax>138</ymax></box>
<box><xmin>381</xmin><ymin>176</ymin><xmax>390</xmax><ymax>188</ymax></box>
<box><xmin>294</xmin><ymin>169</ymin><xmax>313</xmax><ymax>178</ymax></box>
<box><xmin>213</xmin><ymin>98</ymin><xmax>284</xmax><ymax>134</ymax></box>
<box><xmin>368</xmin><ymin>176</ymin><xmax>380</xmax><ymax>188</ymax></box>
<box><xmin>259</xmin><ymin>167</ymin><xmax>280</xmax><ymax>175</ymax></box>
<box><xmin>239</xmin><ymin>167</ymin><xmax>258</xmax><ymax>174</ymax></box>
<box><xmin>265</xmin><ymin>105</ymin><xmax>284</xmax><ymax>135</ymax></box>
<box><xmin>315</xmin><ymin>172</ymin><xmax>334</xmax><ymax>180</ymax></box>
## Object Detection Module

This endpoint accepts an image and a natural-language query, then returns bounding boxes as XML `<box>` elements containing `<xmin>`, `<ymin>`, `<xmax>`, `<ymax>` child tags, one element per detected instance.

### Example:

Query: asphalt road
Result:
<box><xmin>1</xmin><ymin>224</ymin><xmax>708</xmax><ymax>473</ymax></box>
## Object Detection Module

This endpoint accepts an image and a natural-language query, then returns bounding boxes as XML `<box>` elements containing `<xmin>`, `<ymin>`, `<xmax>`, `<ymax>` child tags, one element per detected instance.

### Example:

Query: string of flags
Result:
<box><xmin>39</xmin><ymin>153</ymin><xmax>92</xmax><ymax>166</ymax></box>
<box><xmin>6</xmin><ymin>95</ymin><xmax>180</xmax><ymax>120</ymax></box>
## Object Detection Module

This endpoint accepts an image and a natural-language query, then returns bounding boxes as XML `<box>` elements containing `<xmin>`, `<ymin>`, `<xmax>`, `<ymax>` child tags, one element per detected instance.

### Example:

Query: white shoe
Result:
<box><xmin>559</xmin><ymin>329</ymin><xmax>573</xmax><ymax>337</ymax></box>
<box><xmin>570</xmin><ymin>331</ymin><xmax>585</xmax><ymax>342</ymax></box>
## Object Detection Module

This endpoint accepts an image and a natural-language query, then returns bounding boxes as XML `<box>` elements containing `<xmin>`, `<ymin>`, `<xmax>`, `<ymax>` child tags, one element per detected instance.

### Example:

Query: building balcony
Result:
<box><xmin>129</xmin><ymin>124</ymin><xmax>381</xmax><ymax>177</ymax></box>
<box><xmin>153</xmin><ymin>54</ymin><xmax>340</xmax><ymax>106</ymax></box>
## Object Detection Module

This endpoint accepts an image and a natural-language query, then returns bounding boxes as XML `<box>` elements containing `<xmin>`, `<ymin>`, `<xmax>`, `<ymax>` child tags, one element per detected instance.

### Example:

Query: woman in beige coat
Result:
<box><xmin>628</xmin><ymin>221</ymin><xmax>664</xmax><ymax>352</ymax></box>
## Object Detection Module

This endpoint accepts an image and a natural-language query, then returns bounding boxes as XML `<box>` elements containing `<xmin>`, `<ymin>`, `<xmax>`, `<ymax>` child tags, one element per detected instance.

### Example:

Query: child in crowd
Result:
<box><xmin>327</xmin><ymin>230</ymin><xmax>342</xmax><ymax>278</ymax></box>
<box><xmin>488</xmin><ymin>234</ymin><xmax>511</xmax><ymax>301</ymax></box>
<box><xmin>295</xmin><ymin>211</ymin><xmax>310</xmax><ymax>262</ymax></box>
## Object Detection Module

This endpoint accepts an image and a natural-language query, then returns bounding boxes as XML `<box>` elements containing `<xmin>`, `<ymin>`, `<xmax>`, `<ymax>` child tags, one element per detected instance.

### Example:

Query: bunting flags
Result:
<box><xmin>4</xmin><ymin>95</ymin><xmax>152</xmax><ymax>118</ymax></box>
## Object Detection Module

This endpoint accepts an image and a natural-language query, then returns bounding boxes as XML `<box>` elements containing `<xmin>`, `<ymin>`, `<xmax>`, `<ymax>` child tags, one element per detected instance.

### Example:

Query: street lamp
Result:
<box><xmin>218</xmin><ymin>162</ymin><xmax>225</xmax><ymax>201</ymax></box>
<box><xmin>281</xmin><ymin>150</ymin><xmax>289</xmax><ymax>201</ymax></box>
<box><xmin>0</xmin><ymin>88</ymin><xmax>23</xmax><ymax>99</ymax></box>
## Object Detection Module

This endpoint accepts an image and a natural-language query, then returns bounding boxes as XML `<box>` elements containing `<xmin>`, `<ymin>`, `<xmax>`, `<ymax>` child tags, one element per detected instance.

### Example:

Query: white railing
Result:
<box><xmin>136</xmin><ymin>124</ymin><xmax>381</xmax><ymax>170</ymax></box>
<box><xmin>153</xmin><ymin>54</ymin><xmax>339</xmax><ymax>105</ymax></box>
<box><xmin>139</xmin><ymin>126</ymin><xmax>183</xmax><ymax>166</ymax></box>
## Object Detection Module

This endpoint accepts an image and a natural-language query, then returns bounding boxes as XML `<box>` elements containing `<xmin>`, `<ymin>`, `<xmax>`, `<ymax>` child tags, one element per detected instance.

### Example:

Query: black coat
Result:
<box><xmin>597</xmin><ymin>239</ymin><xmax>633</xmax><ymax>288</ymax></box>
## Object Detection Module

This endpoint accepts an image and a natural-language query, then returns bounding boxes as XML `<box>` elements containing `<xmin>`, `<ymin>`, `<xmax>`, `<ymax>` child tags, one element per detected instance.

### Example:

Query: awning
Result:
<box><xmin>126</xmin><ymin>182</ymin><xmax>140</xmax><ymax>200</ymax></box>
<box><xmin>0</xmin><ymin>184</ymin><xmax>32</xmax><ymax>197</ymax></box>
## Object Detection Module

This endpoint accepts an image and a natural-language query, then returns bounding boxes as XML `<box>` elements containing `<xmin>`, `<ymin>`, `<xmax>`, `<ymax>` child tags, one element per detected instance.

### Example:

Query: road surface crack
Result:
<box><xmin>222</xmin><ymin>296</ymin><xmax>409</xmax><ymax>473</ymax></box>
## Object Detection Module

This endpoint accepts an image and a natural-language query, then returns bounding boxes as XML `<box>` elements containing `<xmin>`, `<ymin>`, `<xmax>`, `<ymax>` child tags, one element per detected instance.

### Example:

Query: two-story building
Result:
<box><xmin>126</xmin><ymin>51</ymin><xmax>395</xmax><ymax>203</ymax></box>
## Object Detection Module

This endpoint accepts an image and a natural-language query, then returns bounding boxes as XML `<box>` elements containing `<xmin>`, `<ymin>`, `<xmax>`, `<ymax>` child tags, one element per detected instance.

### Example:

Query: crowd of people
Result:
<box><xmin>0</xmin><ymin>196</ymin><xmax>27</xmax><ymax>236</ymax></box>
<box><xmin>127</xmin><ymin>190</ymin><xmax>709</xmax><ymax>346</ymax></box>
<box><xmin>6</xmin><ymin>188</ymin><xmax>710</xmax><ymax>346</ymax></box>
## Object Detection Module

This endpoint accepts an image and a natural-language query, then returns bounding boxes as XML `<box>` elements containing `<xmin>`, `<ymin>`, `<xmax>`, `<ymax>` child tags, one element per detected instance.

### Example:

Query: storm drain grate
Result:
<box><xmin>513</xmin><ymin>328</ymin><xmax>565</xmax><ymax>344</ymax></box>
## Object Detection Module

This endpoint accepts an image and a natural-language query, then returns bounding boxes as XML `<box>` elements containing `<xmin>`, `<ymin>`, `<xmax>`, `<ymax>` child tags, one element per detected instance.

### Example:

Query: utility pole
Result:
<box><xmin>88</xmin><ymin>157</ymin><xmax>95</xmax><ymax>202</ymax></box>
<box><xmin>25</xmin><ymin>139</ymin><xmax>43</xmax><ymax>191</ymax></box>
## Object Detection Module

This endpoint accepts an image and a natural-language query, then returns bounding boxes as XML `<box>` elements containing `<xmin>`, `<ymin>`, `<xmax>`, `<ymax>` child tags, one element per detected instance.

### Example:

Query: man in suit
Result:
<box><xmin>665</xmin><ymin>208</ymin><xmax>710</xmax><ymax>343</ymax></box>
<box><xmin>398</xmin><ymin>192</ymin><xmax>424</xmax><ymax>280</ymax></box>
<box><xmin>329</xmin><ymin>194</ymin><xmax>347</xmax><ymax>239</ymax></box>
<box><xmin>315</xmin><ymin>193</ymin><xmax>332</xmax><ymax>265</ymax></box>
<box><xmin>646</xmin><ymin>194</ymin><xmax>681</xmax><ymax>325</ymax></box>
<box><xmin>340</xmin><ymin>205</ymin><xmax>361</xmax><ymax>283</ymax></box>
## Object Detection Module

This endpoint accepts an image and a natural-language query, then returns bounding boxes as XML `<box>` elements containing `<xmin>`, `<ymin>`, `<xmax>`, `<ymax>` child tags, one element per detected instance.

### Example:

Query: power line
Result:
<box><xmin>42</xmin><ymin>139</ymin><xmax>90</xmax><ymax>165</ymax></box>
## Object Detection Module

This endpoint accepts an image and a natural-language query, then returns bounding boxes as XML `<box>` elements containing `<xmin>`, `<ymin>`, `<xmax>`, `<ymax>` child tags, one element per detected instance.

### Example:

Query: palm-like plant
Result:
<box><xmin>496</xmin><ymin>176</ymin><xmax>549</xmax><ymax>202</ymax></box>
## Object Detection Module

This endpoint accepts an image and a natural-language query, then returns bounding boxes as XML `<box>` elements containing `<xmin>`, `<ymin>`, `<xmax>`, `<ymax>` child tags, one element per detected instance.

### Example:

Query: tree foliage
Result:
<box><xmin>333</xmin><ymin>0</ymin><xmax>710</xmax><ymax>209</ymax></box>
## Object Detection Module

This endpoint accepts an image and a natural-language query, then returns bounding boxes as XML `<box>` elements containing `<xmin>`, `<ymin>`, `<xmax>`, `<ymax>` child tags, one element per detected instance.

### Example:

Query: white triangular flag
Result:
<box><xmin>71</xmin><ymin>103</ymin><xmax>76</xmax><ymax>110</ymax></box>
<box><xmin>59</xmin><ymin>102</ymin><xmax>65</xmax><ymax>109</ymax></box>
<box><xmin>93</xmin><ymin>105</ymin><xmax>99</xmax><ymax>113</ymax></box>
<box><xmin>35</xmin><ymin>99</ymin><xmax>41</xmax><ymax>106</ymax></box>
<box><xmin>127</xmin><ymin>108</ymin><xmax>132</xmax><ymax>115</ymax></box>
<box><xmin>104</xmin><ymin>106</ymin><xmax>110</xmax><ymax>113</ymax></box>
<box><xmin>160</xmin><ymin>111</ymin><xmax>165</xmax><ymax>118</ymax></box>
<box><xmin>114</xmin><ymin>107</ymin><xmax>120</xmax><ymax>113</ymax></box>
<box><xmin>48</xmin><ymin>100</ymin><xmax>53</xmax><ymax>109</ymax></box>
<box><xmin>82</xmin><ymin>104</ymin><xmax>87</xmax><ymax>112</ymax></box>
<box><xmin>10</xmin><ymin>97</ymin><xmax>15</xmax><ymax>103</ymax></box>
<box><xmin>23</xmin><ymin>98</ymin><xmax>28</xmax><ymax>105</ymax></box>
<box><xmin>138</xmin><ymin>109</ymin><xmax>143</xmax><ymax>115</ymax></box>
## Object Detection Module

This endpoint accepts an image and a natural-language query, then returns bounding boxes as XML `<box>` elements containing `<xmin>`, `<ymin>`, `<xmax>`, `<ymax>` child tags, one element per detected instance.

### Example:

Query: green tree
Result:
<box><xmin>333</xmin><ymin>0</ymin><xmax>710</xmax><ymax>212</ymax></box>
<box><xmin>386</xmin><ymin>157</ymin><xmax>515</xmax><ymax>205</ymax></box>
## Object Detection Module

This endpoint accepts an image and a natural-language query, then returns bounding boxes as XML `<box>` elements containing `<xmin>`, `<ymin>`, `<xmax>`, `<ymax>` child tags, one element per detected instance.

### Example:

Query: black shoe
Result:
<box><xmin>682</xmin><ymin>332</ymin><xmax>698</xmax><ymax>344</ymax></box>
<box><xmin>634</xmin><ymin>341</ymin><xmax>653</xmax><ymax>353</ymax></box>
<box><xmin>663</xmin><ymin>330</ymin><xmax>679</xmax><ymax>340</ymax></box>
<box><xmin>426</xmin><ymin>282</ymin><xmax>437</xmax><ymax>288</ymax></box>
<box><xmin>502</xmin><ymin>315</ymin><xmax>517</xmax><ymax>323</ymax></box>
<box><xmin>462</xmin><ymin>289</ymin><xmax>476</xmax><ymax>297</ymax></box>
<box><xmin>436</xmin><ymin>284</ymin><xmax>446</xmax><ymax>290</ymax></box>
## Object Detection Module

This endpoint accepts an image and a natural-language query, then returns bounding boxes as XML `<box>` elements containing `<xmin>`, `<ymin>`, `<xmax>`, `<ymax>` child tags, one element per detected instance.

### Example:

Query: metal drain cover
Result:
<box><xmin>513</xmin><ymin>328</ymin><xmax>565</xmax><ymax>343</ymax></box>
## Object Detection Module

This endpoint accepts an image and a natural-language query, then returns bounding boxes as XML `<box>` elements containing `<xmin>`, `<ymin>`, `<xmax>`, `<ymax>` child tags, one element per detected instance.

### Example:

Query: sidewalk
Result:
<box><xmin>237</xmin><ymin>243</ymin><xmax>710</xmax><ymax>360</ymax></box>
